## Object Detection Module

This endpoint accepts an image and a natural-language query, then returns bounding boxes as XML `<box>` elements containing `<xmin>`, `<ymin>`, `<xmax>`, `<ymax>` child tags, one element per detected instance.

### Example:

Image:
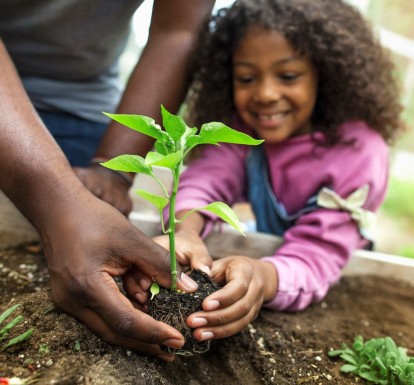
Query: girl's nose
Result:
<box><xmin>254</xmin><ymin>79</ymin><xmax>280</xmax><ymax>103</ymax></box>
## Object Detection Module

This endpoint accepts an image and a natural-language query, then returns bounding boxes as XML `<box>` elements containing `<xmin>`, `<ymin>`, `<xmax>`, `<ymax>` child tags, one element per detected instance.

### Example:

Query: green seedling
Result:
<box><xmin>0</xmin><ymin>304</ymin><xmax>33</xmax><ymax>351</ymax></box>
<box><xmin>102</xmin><ymin>105</ymin><xmax>263</xmax><ymax>290</ymax></box>
<box><xmin>328</xmin><ymin>335</ymin><xmax>414</xmax><ymax>384</ymax></box>
<box><xmin>38</xmin><ymin>343</ymin><xmax>50</xmax><ymax>354</ymax></box>
<box><xmin>74</xmin><ymin>340</ymin><xmax>81</xmax><ymax>351</ymax></box>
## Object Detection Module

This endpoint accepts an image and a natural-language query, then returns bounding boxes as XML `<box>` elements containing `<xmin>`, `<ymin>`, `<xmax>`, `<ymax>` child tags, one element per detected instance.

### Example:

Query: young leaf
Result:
<box><xmin>161</xmin><ymin>105</ymin><xmax>187</xmax><ymax>143</ymax></box>
<box><xmin>340</xmin><ymin>364</ymin><xmax>358</xmax><ymax>373</ymax></box>
<box><xmin>101</xmin><ymin>155</ymin><xmax>152</xmax><ymax>175</ymax></box>
<box><xmin>1</xmin><ymin>328</ymin><xmax>33</xmax><ymax>351</ymax></box>
<box><xmin>145</xmin><ymin>150</ymin><xmax>183</xmax><ymax>170</ymax></box>
<box><xmin>0</xmin><ymin>304</ymin><xmax>20</xmax><ymax>327</ymax></box>
<box><xmin>1</xmin><ymin>316</ymin><xmax>23</xmax><ymax>336</ymax></box>
<box><xmin>187</xmin><ymin>122</ymin><xmax>264</xmax><ymax>147</ymax></box>
<box><xmin>199</xmin><ymin>202</ymin><xmax>245</xmax><ymax>235</ymax></box>
<box><xmin>134</xmin><ymin>190</ymin><xmax>169</xmax><ymax>211</ymax></box>
<box><xmin>150</xmin><ymin>282</ymin><xmax>160</xmax><ymax>300</ymax></box>
<box><xmin>103</xmin><ymin>112</ymin><xmax>163</xmax><ymax>141</ymax></box>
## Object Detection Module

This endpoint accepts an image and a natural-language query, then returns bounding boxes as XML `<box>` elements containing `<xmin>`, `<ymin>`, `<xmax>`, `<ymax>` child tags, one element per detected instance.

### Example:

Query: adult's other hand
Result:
<box><xmin>74</xmin><ymin>165</ymin><xmax>133</xmax><ymax>216</ymax></box>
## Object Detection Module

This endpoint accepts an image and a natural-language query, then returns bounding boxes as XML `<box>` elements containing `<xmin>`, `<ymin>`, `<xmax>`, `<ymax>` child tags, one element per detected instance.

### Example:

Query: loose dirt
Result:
<box><xmin>1</xmin><ymin>242</ymin><xmax>413</xmax><ymax>385</ymax></box>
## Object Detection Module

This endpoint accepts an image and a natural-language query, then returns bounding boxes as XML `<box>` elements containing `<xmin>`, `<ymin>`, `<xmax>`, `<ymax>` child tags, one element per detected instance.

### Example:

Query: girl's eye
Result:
<box><xmin>279</xmin><ymin>73</ymin><xmax>300</xmax><ymax>82</ymax></box>
<box><xmin>235</xmin><ymin>75</ymin><xmax>254</xmax><ymax>85</ymax></box>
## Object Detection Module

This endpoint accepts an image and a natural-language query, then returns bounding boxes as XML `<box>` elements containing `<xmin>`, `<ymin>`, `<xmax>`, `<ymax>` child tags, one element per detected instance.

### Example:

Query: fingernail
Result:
<box><xmin>140</xmin><ymin>278</ymin><xmax>151</xmax><ymax>291</ymax></box>
<box><xmin>205</xmin><ymin>300</ymin><xmax>220</xmax><ymax>311</ymax></box>
<box><xmin>180</xmin><ymin>272</ymin><xmax>198</xmax><ymax>291</ymax></box>
<box><xmin>200</xmin><ymin>331</ymin><xmax>214</xmax><ymax>341</ymax></box>
<box><xmin>190</xmin><ymin>317</ymin><xmax>207</xmax><ymax>327</ymax></box>
<box><xmin>163</xmin><ymin>338</ymin><xmax>184</xmax><ymax>350</ymax></box>
<box><xmin>199</xmin><ymin>265</ymin><xmax>211</xmax><ymax>275</ymax></box>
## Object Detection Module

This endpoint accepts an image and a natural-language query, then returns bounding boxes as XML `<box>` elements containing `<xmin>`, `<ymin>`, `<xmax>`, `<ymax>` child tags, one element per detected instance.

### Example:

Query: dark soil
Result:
<box><xmin>147</xmin><ymin>270</ymin><xmax>220</xmax><ymax>356</ymax></box>
<box><xmin>1</xmin><ymin>242</ymin><xmax>413</xmax><ymax>385</ymax></box>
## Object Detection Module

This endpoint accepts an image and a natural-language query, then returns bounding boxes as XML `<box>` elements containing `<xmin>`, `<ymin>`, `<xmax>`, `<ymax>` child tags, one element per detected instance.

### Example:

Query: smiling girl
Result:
<box><xmin>149</xmin><ymin>0</ymin><xmax>404</xmax><ymax>342</ymax></box>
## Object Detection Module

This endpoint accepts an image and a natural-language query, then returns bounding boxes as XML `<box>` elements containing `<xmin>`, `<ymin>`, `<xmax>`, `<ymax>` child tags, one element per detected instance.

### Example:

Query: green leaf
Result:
<box><xmin>0</xmin><ymin>304</ymin><xmax>20</xmax><ymax>326</ymax></box>
<box><xmin>187</xmin><ymin>122</ymin><xmax>264</xmax><ymax>147</ymax></box>
<box><xmin>103</xmin><ymin>112</ymin><xmax>163</xmax><ymax>141</ymax></box>
<box><xmin>134</xmin><ymin>190</ymin><xmax>169</xmax><ymax>211</ymax></box>
<box><xmin>198</xmin><ymin>202</ymin><xmax>245</xmax><ymax>235</ymax></box>
<box><xmin>340</xmin><ymin>364</ymin><xmax>358</xmax><ymax>373</ymax></box>
<box><xmin>161</xmin><ymin>105</ymin><xmax>186</xmax><ymax>143</ymax></box>
<box><xmin>339</xmin><ymin>352</ymin><xmax>359</xmax><ymax>366</ymax></box>
<box><xmin>145</xmin><ymin>150</ymin><xmax>183</xmax><ymax>170</ymax></box>
<box><xmin>150</xmin><ymin>282</ymin><xmax>160</xmax><ymax>300</ymax></box>
<box><xmin>1</xmin><ymin>328</ymin><xmax>33</xmax><ymax>351</ymax></box>
<box><xmin>38</xmin><ymin>343</ymin><xmax>50</xmax><ymax>354</ymax></box>
<box><xmin>0</xmin><ymin>315</ymin><xmax>23</xmax><ymax>336</ymax></box>
<box><xmin>101</xmin><ymin>155</ymin><xmax>152</xmax><ymax>175</ymax></box>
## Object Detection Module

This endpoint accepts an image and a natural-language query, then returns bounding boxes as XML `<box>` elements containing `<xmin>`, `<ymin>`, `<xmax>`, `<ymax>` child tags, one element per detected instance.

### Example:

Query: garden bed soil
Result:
<box><xmin>1</xmin><ymin>241</ymin><xmax>413</xmax><ymax>385</ymax></box>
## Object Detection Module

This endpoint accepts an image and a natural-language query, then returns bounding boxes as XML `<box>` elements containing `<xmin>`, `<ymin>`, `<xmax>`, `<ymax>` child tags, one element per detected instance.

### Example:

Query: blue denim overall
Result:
<box><xmin>246</xmin><ymin>145</ymin><xmax>320</xmax><ymax>236</ymax></box>
<box><xmin>245</xmin><ymin>145</ymin><xmax>374</xmax><ymax>249</ymax></box>
<box><xmin>38</xmin><ymin>110</ymin><xmax>107</xmax><ymax>167</ymax></box>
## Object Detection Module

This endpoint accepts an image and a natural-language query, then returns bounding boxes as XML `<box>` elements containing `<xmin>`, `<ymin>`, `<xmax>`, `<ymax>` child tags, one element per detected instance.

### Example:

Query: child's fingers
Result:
<box><xmin>175</xmin><ymin>242</ymin><xmax>212</xmax><ymax>275</ymax></box>
<box><xmin>189</xmin><ymin>299</ymin><xmax>261</xmax><ymax>341</ymax></box>
<box><xmin>188</xmin><ymin>274</ymin><xmax>258</xmax><ymax>329</ymax></box>
<box><xmin>152</xmin><ymin>235</ymin><xmax>170</xmax><ymax>250</ymax></box>
<box><xmin>207</xmin><ymin>257</ymin><xmax>253</xmax><ymax>309</ymax></box>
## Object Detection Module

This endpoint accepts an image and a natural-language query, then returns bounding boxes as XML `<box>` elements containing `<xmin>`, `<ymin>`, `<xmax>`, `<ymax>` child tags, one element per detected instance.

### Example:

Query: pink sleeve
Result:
<box><xmin>166</xmin><ymin>143</ymin><xmax>248</xmax><ymax>235</ymax></box>
<box><xmin>262</xmin><ymin>128</ymin><xmax>389</xmax><ymax>311</ymax></box>
<box><xmin>262</xmin><ymin>209</ymin><xmax>361</xmax><ymax>311</ymax></box>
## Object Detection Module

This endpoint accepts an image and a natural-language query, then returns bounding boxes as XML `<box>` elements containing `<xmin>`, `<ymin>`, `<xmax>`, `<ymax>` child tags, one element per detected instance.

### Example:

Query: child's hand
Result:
<box><xmin>186</xmin><ymin>256</ymin><xmax>278</xmax><ymax>341</ymax></box>
<box><xmin>152</xmin><ymin>229</ymin><xmax>212</xmax><ymax>274</ymax></box>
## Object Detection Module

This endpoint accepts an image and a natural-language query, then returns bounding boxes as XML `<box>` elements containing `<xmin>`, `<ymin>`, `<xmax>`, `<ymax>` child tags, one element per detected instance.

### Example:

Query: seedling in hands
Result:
<box><xmin>101</xmin><ymin>105</ymin><xmax>263</xmax><ymax>291</ymax></box>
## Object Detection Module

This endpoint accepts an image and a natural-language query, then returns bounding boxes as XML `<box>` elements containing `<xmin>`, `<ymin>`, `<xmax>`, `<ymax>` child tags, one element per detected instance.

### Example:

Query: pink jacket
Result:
<box><xmin>173</xmin><ymin>120</ymin><xmax>389</xmax><ymax>311</ymax></box>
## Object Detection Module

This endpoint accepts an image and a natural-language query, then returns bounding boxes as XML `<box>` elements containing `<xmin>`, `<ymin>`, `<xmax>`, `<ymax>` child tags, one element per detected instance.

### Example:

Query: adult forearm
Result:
<box><xmin>95</xmin><ymin>0</ymin><xmax>215</xmax><ymax>159</ymax></box>
<box><xmin>95</xmin><ymin>33</ymin><xmax>192</xmax><ymax>157</ymax></box>
<box><xmin>0</xmin><ymin>41</ymin><xmax>84</xmax><ymax>230</ymax></box>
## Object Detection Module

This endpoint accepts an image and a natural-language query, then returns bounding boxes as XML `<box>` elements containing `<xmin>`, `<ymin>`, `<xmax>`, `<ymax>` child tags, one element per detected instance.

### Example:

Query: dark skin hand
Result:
<box><xmin>74</xmin><ymin>165</ymin><xmax>133</xmax><ymax>216</ymax></box>
<box><xmin>75</xmin><ymin>0</ymin><xmax>216</xmax><ymax>214</ymax></box>
<box><xmin>42</xmin><ymin>187</ymin><xmax>198</xmax><ymax>360</ymax></box>
<box><xmin>0</xmin><ymin>41</ymin><xmax>198</xmax><ymax>362</ymax></box>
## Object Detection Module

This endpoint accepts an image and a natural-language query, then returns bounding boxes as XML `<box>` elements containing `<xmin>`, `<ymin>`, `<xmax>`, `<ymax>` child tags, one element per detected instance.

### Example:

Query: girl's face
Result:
<box><xmin>232</xmin><ymin>26</ymin><xmax>318</xmax><ymax>143</ymax></box>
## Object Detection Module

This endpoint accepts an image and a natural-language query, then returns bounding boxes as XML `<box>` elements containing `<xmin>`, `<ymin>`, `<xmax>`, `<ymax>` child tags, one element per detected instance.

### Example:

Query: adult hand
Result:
<box><xmin>74</xmin><ymin>165</ymin><xmax>133</xmax><ymax>216</ymax></box>
<box><xmin>186</xmin><ymin>256</ymin><xmax>278</xmax><ymax>341</ymax></box>
<box><xmin>42</xmin><ymin>190</ymin><xmax>198</xmax><ymax>362</ymax></box>
<box><xmin>124</xmin><ymin>229</ymin><xmax>212</xmax><ymax>306</ymax></box>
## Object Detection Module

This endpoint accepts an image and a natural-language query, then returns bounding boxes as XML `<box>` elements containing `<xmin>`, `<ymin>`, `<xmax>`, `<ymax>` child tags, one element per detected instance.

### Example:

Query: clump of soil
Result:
<box><xmin>1</xmin><ymin>241</ymin><xmax>413</xmax><ymax>385</ymax></box>
<box><xmin>147</xmin><ymin>269</ymin><xmax>220</xmax><ymax>356</ymax></box>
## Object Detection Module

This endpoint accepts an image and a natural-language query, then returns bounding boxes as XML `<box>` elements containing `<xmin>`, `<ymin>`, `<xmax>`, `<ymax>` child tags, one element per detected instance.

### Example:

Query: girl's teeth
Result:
<box><xmin>258</xmin><ymin>113</ymin><xmax>284</xmax><ymax>120</ymax></box>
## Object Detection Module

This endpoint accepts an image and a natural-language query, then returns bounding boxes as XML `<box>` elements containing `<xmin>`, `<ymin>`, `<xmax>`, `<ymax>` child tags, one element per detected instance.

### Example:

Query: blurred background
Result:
<box><xmin>122</xmin><ymin>0</ymin><xmax>414</xmax><ymax>259</ymax></box>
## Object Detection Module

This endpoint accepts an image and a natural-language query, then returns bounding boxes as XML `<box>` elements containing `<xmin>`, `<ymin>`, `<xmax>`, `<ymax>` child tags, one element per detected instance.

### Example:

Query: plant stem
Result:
<box><xmin>168</xmin><ymin>164</ymin><xmax>180</xmax><ymax>291</ymax></box>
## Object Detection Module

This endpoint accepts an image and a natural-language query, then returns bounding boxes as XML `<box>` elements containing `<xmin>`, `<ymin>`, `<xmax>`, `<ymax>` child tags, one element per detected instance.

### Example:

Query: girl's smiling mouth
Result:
<box><xmin>253</xmin><ymin>111</ymin><xmax>290</xmax><ymax>127</ymax></box>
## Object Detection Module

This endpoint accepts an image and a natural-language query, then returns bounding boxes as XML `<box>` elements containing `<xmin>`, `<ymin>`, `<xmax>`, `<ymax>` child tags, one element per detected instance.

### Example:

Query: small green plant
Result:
<box><xmin>0</xmin><ymin>304</ymin><xmax>33</xmax><ymax>351</ymax></box>
<box><xmin>102</xmin><ymin>105</ymin><xmax>263</xmax><ymax>290</ymax></box>
<box><xmin>328</xmin><ymin>335</ymin><xmax>414</xmax><ymax>384</ymax></box>
<box><xmin>38</xmin><ymin>343</ymin><xmax>50</xmax><ymax>354</ymax></box>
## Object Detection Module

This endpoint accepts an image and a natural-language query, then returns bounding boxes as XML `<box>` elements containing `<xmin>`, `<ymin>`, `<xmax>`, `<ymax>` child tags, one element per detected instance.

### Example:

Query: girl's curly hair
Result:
<box><xmin>185</xmin><ymin>0</ymin><xmax>404</xmax><ymax>145</ymax></box>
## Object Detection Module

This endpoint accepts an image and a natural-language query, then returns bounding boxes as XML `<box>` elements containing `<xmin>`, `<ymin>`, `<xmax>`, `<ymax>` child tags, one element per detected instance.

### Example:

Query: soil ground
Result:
<box><xmin>1</xmin><ymin>242</ymin><xmax>413</xmax><ymax>385</ymax></box>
